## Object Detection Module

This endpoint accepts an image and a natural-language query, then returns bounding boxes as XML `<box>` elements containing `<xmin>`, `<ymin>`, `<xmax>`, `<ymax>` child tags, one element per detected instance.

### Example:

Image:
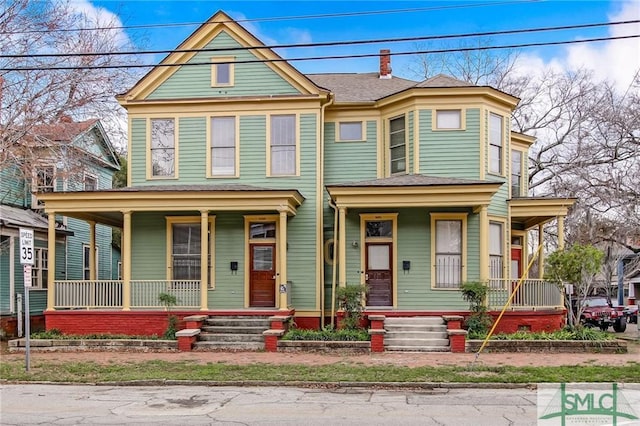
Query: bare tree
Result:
<box><xmin>0</xmin><ymin>0</ymin><xmax>142</xmax><ymax>186</ymax></box>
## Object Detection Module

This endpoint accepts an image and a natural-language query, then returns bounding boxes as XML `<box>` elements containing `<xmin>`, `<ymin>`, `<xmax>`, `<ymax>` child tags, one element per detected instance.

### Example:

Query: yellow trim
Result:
<box><xmin>146</xmin><ymin>117</ymin><xmax>179</xmax><ymax>180</ymax></box>
<box><xmin>376</xmin><ymin>87</ymin><xmax>519</xmax><ymax>110</ymax></box>
<box><xmin>432</xmin><ymin>109</ymin><xmax>466</xmax><ymax>131</ymax></box>
<box><xmin>509</xmin><ymin>146</ymin><xmax>527</xmax><ymax>197</ymax></box>
<box><xmin>386</xmin><ymin>113</ymin><xmax>408</xmax><ymax>176</ymax></box>
<box><xmin>122</xmin><ymin>210</ymin><xmax>132</xmax><ymax>310</ymax></box>
<box><xmin>127</xmin><ymin>119</ymin><xmax>132</xmax><ymax>187</ymax></box>
<box><xmin>509</xmin><ymin>198</ymin><xmax>576</xmax><ymax>229</ymax></box>
<box><xmin>266</xmin><ymin>113</ymin><xmax>300</xmax><ymax>177</ymax></box>
<box><xmin>430</xmin><ymin>212</ymin><xmax>468</xmax><ymax>289</ymax></box>
<box><xmin>478</xmin><ymin>206</ymin><xmax>489</xmax><ymax>283</ymax></box>
<box><xmin>210</xmin><ymin>56</ymin><xmax>235</xmax><ymax>87</ymax></box>
<box><xmin>479</xmin><ymin>106</ymin><xmax>486</xmax><ymax>180</ymax></box>
<box><xmin>206</xmin><ymin>115</ymin><xmax>240</xmax><ymax>178</ymax></box>
<box><xmin>488</xmin><ymin>216</ymin><xmax>508</xmax><ymax>280</ymax></box>
<box><xmin>165</xmin><ymin>216</ymin><xmax>215</xmax><ymax>285</ymax></box>
<box><xmin>338</xmin><ymin>207</ymin><xmax>347</xmax><ymax>286</ymax></box>
<box><xmin>413</xmin><ymin>109</ymin><xmax>420</xmax><ymax>174</ymax></box>
<box><xmin>244</xmin><ymin>215</ymin><xmax>279</xmax><ymax>308</ymax></box>
<box><xmin>487</xmin><ymin>110</ymin><xmax>506</xmax><ymax>177</ymax></box>
<box><xmin>46</xmin><ymin>213</ymin><xmax>56</xmax><ymax>311</ymax></box>
<box><xmin>325</xmin><ymin>109</ymin><xmax>381</xmax><ymax>120</ymax></box>
<box><xmin>359</xmin><ymin>213</ymin><xmax>398</xmax><ymax>308</ymax></box>
<box><xmin>334</xmin><ymin>120</ymin><xmax>366</xmax><ymax>142</ymax></box>
<box><xmin>511</xmin><ymin>131</ymin><xmax>535</xmax><ymax>148</ymax></box>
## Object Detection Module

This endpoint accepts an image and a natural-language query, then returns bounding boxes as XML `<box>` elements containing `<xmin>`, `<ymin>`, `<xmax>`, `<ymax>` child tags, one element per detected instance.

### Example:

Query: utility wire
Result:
<box><xmin>0</xmin><ymin>0</ymin><xmax>540</xmax><ymax>35</ymax></box>
<box><xmin>3</xmin><ymin>34</ymin><xmax>637</xmax><ymax>72</ymax></box>
<box><xmin>3</xmin><ymin>19</ymin><xmax>636</xmax><ymax>59</ymax></box>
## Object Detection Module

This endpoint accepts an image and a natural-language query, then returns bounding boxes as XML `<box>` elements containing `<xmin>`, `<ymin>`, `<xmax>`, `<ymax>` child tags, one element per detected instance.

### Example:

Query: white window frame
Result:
<box><xmin>489</xmin><ymin>221</ymin><xmax>505</xmax><ymax>287</ymax></box>
<box><xmin>82</xmin><ymin>245</ymin><xmax>99</xmax><ymax>281</ymax></box>
<box><xmin>489</xmin><ymin>112</ymin><xmax>504</xmax><ymax>175</ymax></box>
<box><xmin>83</xmin><ymin>173</ymin><xmax>98</xmax><ymax>191</ymax></box>
<box><xmin>32</xmin><ymin>165</ymin><xmax>55</xmax><ymax>208</ymax></box>
<box><xmin>209</xmin><ymin>116</ymin><xmax>239</xmax><ymax>177</ymax></box>
<box><xmin>430</xmin><ymin>213</ymin><xmax>467</xmax><ymax>289</ymax></box>
<box><xmin>511</xmin><ymin>149</ymin><xmax>524</xmax><ymax>197</ymax></box>
<box><xmin>148</xmin><ymin>118</ymin><xmax>176</xmax><ymax>179</ymax></box>
<box><xmin>166</xmin><ymin>216</ymin><xmax>215</xmax><ymax>288</ymax></box>
<box><xmin>211</xmin><ymin>56</ymin><xmax>235</xmax><ymax>87</ymax></box>
<box><xmin>433</xmin><ymin>109</ymin><xmax>464</xmax><ymax>130</ymax></box>
<box><xmin>267</xmin><ymin>114</ymin><xmax>298</xmax><ymax>177</ymax></box>
<box><xmin>389</xmin><ymin>115</ymin><xmax>406</xmax><ymax>175</ymax></box>
<box><xmin>336</xmin><ymin>121</ymin><xmax>365</xmax><ymax>142</ymax></box>
<box><xmin>31</xmin><ymin>248</ymin><xmax>49</xmax><ymax>289</ymax></box>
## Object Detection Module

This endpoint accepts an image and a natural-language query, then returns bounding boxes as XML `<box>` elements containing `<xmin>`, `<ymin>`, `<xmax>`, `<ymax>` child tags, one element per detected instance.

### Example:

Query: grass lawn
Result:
<box><xmin>1</xmin><ymin>359</ymin><xmax>639</xmax><ymax>384</ymax></box>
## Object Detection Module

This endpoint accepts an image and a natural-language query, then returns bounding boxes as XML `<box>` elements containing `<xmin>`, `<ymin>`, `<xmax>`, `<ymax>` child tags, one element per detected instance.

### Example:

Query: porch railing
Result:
<box><xmin>53</xmin><ymin>280</ymin><xmax>201</xmax><ymax>309</ymax></box>
<box><xmin>487</xmin><ymin>279</ymin><xmax>564</xmax><ymax>310</ymax></box>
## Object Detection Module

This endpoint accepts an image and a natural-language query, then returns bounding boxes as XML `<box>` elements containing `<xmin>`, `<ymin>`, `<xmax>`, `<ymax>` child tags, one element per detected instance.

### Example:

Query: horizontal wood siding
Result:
<box><xmin>130</xmin><ymin>118</ymin><xmax>147</xmax><ymax>186</ymax></box>
<box><xmin>324</xmin><ymin>121</ymin><xmax>378</xmax><ymax>185</ymax></box>
<box><xmin>177</xmin><ymin>117</ymin><xmax>207</xmax><ymax>184</ymax></box>
<box><xmin>0</xmin><ymin>236</ymin><xmax>10</xmax><ymax>314</ymax></box>
<box><xmin>147</xmin><ymin>31</ymin><xmax>300</xmax><ymax>99</ymax></box>
<box><xmin>419</xmin><ymin>108</ymin><xmax>481</xmax><ymax>179</ymax></box>
<box><xmin>64</xmin><ymin>218</ymin><xmax>113</xmax><ymax>280</ymax></box>
<box><xmin>131</xmin><ymin>213</ymin><xmax>167</xmax><ymax>280</ymax></box>
<box><xmin>0</xmin><ymin>165</ymin><xmax>27</xmax><ymax>207</ymax></box>
<box><xmin>209</xmin><ymin>213</ymin><xmax>244</xmax><ymax>309</ymax></box>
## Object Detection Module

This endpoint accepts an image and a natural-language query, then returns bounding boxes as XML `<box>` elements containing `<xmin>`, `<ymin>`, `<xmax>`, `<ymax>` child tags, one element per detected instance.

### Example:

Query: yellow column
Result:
<box><xmin>538</xmin><ymin>223</ymin><xmax>544</xmax><ymax>279</ymax></box>
<box><xmin>89</xmin><ymin>221</ymin><xmax>96</xmax><ymax>281</ymax></box>
<box><xmin>557</xmin><ymin>216</ymin><xmax>565</xmax><ymax>250</ymax></box>
<box><xmin>338</xmin><ymin>207</ymin><xmax>347</xmax><ymax>287</ymax></box>
<box><xmin>122</xmin><ymin>211</ymin><xmax>132</xmax><ymax>311</ymax></box>
<box><xmin>46</xmin><ymin>212</ymin><xmax>56</xmax><ymax>311</ymax></box>
<box><xmin>200</xmin><ymin>211</ymin><xmax>208</xmax><ymax>311</ymax></box>
<box><xmin>478</xmin><ymin>206</ymin><xmax>489</xmax><ymax>283</ymax></box>
<box><xmin>278</xmin><ymin>210</ymin><xmax>288</xmax><ymax>310</ymax></box>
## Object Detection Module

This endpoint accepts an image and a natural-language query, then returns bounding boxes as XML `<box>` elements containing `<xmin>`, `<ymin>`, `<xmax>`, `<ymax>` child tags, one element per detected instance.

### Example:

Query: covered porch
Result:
<box><xmin>38</xmin><ymin>184</ymin><xmax>304</xmax><ymax>312</ymax></box>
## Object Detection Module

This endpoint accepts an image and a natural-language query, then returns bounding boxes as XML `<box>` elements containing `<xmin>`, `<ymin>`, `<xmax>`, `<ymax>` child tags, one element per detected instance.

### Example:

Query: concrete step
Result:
<box><xmin>384</xmin><ymin>324</ymin><xmax>447</xmax><ymax>333</ymax></box>
<box><xmin>385</xmin><ymin>345</ymin><xmax>451</xmax><ymax>352</ymax></box>
<box><xmin>205</xmin><ymin>317</ymin><xmax>271</xmax><ymax>327</ymax></box>
<box><xmin>201</xmin><ymin>326</ymin><xmax>268</xmax><ymax>334</ymax></box>
<box><xmin>198</xmin><ymin>333</ymin><xmax>264</xmax><ymax>343</ymax></box>
<box><xmin>384</xmin><ymin>331</ymin><xmax>448</xmax><ymax>339</ymax></box>
<box><xmin>193</xmin><ymin>341</ymin><xmax>264</xmax><ymax>351</ymax></box>
<box><xmin>384</xmin><ymin>338</ymin><xmax>450</xmax><ymax>347</ymax></box>
<box><xmin>384</xmin><ymin>316</ymin><xmax>445</xmax><ymax>326</ymax></box>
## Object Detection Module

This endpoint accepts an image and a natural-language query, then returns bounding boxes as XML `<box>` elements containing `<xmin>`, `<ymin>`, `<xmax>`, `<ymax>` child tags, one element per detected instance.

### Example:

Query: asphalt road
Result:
<box><xmin>0</xmin><ymin>384</ymin><xmax>539</xmax><ymax>425</ymax></box>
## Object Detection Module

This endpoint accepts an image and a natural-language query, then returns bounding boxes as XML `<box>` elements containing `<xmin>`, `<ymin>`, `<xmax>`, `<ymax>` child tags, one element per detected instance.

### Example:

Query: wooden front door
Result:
<box><xmin>365</xmin><ymin>242</ymin><xmax>392</xmax><ymax>306</ymax></box>
<box><xmin>250</xmin><ymin>243</ymin><xmax>276</xmax><ymax>307</ymax></box>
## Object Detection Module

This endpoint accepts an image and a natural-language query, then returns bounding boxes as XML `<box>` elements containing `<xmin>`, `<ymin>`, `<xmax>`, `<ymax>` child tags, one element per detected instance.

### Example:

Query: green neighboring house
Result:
<box><xmin>37</xmin><ymin>11</ymin><xmax>574</xmax><ymax>335</ymax></box>
<box><xmin>0</xmin><ymin>118</ymin><xmax>120</xmax><ymax>337</ymax></box>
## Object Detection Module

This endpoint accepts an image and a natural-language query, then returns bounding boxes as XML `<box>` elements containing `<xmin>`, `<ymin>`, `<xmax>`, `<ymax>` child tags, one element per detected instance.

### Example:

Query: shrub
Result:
<box><xmin>336</xmin><ymin>284</ymin><xmax>368</xmax><ymax>330</ymax></box>
<box><xmin>487</xmin><ymin>328</ymin><xmax>614</xmax><ymax>341</ymax></box>
<box><xmin>460</xmin><ymin>281</ymin><xmax>493</xmax><ymax>338</ymax></box>
<box><xmin>158</xmin><ymin>292</ymin><xmax>178</xmax><ymax>340</ymax></box>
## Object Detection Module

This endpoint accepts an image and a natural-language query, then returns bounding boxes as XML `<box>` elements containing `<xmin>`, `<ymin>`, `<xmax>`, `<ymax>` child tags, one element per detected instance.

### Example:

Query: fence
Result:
<box><xmin>487</xmin><ymin>279</ymin><xmax>563</xmax><ymax>310</ymax></box>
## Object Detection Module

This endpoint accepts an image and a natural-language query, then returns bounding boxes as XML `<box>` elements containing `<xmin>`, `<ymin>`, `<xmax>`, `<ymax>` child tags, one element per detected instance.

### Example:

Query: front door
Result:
<box><xmin>366</xmin><ymin>242</ymin><xmax>392</xmax><ymax>306</ymax></box>
<box><xmin>250</xmin><ymin>243</ymin><xmax>276</xmax><ymax>307</ymax></box>
<box><xmin>511</xmin><ymin>245</ymin><xmax>523</xmax><ymax>304</ymax></box>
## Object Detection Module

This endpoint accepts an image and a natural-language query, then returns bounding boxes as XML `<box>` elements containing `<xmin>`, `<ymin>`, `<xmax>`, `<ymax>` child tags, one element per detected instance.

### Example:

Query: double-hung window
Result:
<box><xmin>32</xmin><ymin>165</ymin><xmax>55</xmax><ymax>207</ymax></box>
<box><xmin>150</xmin><ymin>118</ymin><xmax>175</xmax><ymax>178</ymax></box>
<box><xmin>434</xmin><ymin>219</ymin><xmax>463</xmax><ymax>288</ymax></box>
<box><xmin>83</xmin><ymin>245</ymin><xmax>99</xmax><ymax>281</ymax></box>
<box><xmin>172</xmin><ymin>223</ymin><xmax>201</xmax><ymax>281</ymax></box>
<box><xmin>270</xmin><ymin>115</ymin><xmax>296</xmax><ymax>176</ymax></box>
<box><xmin>84</xmin><ymin>174</ymin><xmax>97</xmax><ymax>191</ymax></box>
<box><xmin>489</xmin><ymin>222</ymin><xmax>504</xmax><ymax>287</ymax></box>
<box><xmin>489</xmin><ymin>113</ymin><xmax>503</xmax><ymax>174</ymax></box>
<box><xmin>32</xmin><ymin>248</ymin><xmax>48</xmax><ymax>288</ymax></box>
<box><xmin>389</xmin><ymin>115</ymin><xmax>406</xmax><ymax>174</ymax></box>
<box><xmin>511</xmin><ymin>150</ymin><xmax>523</xmax><ymax>197</ymax></box>
<box><xmin>211</xmin><ymin>116</ymin><xmax>236</xmax><ymax>176</ymax></box>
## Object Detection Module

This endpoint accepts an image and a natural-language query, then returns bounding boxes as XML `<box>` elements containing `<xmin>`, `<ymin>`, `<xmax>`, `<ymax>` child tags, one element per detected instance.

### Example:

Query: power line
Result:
<box><xmin>2</xmin><ymin>34</ymin><xmax>637</xmax><ymax>72</ymax></box>
<box><xmin>3</xmin><ymin>19</ymin><xmax>636</xmax><ymax>60</ymax></box>
<box><xmin>0</xmin><ymin>0</ymin><xmax>540</xmax><ymax>35</ymax></box>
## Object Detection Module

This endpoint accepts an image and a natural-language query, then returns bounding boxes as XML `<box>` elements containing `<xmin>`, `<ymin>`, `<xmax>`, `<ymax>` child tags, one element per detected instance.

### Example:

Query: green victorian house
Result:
<box><xmin>37</xmin><ymin>11</ymin><xmax>574</xmax><ymax>339</ymax></box>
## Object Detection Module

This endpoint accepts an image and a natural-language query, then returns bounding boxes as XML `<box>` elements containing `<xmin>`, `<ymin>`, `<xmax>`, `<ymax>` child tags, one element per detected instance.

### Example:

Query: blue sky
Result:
<box><xmin>85</xmin><ymin>0</ymin><xmax>638</xmax><ymax>86</ymax></box>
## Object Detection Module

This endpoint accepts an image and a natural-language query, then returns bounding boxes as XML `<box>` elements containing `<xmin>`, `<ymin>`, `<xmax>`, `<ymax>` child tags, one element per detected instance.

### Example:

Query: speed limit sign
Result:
<box><xmin>19</xmin><ymin>228</ymin><xmax>34</xmax><ymax>265</ymax></box>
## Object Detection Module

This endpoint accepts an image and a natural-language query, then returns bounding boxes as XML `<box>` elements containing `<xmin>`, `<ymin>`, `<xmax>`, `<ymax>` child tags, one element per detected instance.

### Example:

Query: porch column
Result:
<box><xmin>557</xmin><ymin>216</ymin><xmax>565</xmax><ymax>250</ymax></box>
<box><xmin>478</xmin><ymin>206</ymin><xmax>489</xmax><ymax>283</ymax></box>
<box><xmin>46</xmin><ymin>212</ymin><xmax>56</xmax><ymax>311</ymax></box>
<box><xmin>538</xmin><ymin>223</ymin><xmax>544</xmax><ymax>279</ymax></box>
<box><xmin>88</xmin><ymin>221</ymin><xmax>96</xmax><ymax>281</ymax></box>
<box><xmin>278</xmin><ymin>210</ymin><xmax>288</xmax><ymax>310</ymax></box>
<box><xmin>338</xmin><ymin>206</ymin><xmax>347</xmax><ymax>287</ymax></box>
<box><xmin>122</xmin><ymin>210</ymin><xmax>132</xmax><ymax>311</ymax></box>
<box><xmin>200</xmin><ymin>210</ymin><xmax>208</xmax><ymax>311</ymax></box>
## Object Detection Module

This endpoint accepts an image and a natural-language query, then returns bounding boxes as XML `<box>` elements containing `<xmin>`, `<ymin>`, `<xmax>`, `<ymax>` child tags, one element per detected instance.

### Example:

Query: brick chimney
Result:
<box><xmin>379</xmin><ymin>49</ymin><xmax>391</xmax><ymax>79</ymax></box>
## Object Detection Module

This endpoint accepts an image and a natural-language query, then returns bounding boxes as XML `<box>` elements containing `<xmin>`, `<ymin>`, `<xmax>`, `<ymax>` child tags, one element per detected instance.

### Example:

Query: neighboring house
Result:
<box><xmin>0</xmin><ymin>118</ymin><xmax>120</xmax><ymax>337</ymax></box>
<box><xmin>37</xmin><ymin>11</ymin><xmax>575</xmax><ymax>336</ymax></box>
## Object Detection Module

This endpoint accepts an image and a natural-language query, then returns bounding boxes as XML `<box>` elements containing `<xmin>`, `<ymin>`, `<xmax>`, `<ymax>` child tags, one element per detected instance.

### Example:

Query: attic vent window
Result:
<box><xmin>211</xmin><ymin>57</ymin><xmax>235</xmax><ymax>87</ymax></box>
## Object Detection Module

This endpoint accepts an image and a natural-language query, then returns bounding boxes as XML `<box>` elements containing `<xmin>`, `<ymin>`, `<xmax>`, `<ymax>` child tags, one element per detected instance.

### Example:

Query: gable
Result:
<box><xmin>120</xmin><ymin>11</ymin><xmax>325</xmax><ymax>103</ymax></box>
<box><xmin>72</xmin><ymin>124</ymin><xmax>120</xmax><ymax>171</ymax></box>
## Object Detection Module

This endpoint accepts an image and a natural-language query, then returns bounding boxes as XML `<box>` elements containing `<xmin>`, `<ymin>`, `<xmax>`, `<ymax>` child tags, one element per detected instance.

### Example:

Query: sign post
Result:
<box><xmin>19</xmin><ymin>228</ymin><xmax>34</xmax><ymax>372</ymax></box>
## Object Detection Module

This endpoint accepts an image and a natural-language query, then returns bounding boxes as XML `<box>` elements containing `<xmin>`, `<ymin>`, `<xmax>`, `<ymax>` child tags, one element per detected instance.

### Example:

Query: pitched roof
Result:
<box><xmin>414</xmin><ymin>74</ymin><xmax>473</xmax><ymax>88</ymax></box>
<box><xmin>327</xmin><ymin>174</ymin><xmax>496</xmax><ymax>187</ymax></box>
<box><xmin>31</xmin><ymin>118</ymin><xmax>98</xmax><ymax>142</ymax></box>
<box><xmin>0</xmin><ymin>204</ymin><xmax>70</xmax><ymax>234</ymax></box>
<box><xmin>306</xmin><ymin>73</ymin><xmax>417</xmax><ymax>102</ymax></box>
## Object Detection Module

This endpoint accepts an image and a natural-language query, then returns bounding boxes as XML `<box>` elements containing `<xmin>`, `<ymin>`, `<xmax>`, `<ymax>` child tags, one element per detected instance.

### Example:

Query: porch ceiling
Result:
<box><xmin>37</xmin><ymin>184</ymin><xmax>305</xmax><ymax>228</ymax></box>
<box><xmin>326</xmin><ymin>174</ymin><xmax>501</xmax><ymax>209</ymax></box>
<box><xmin>509</xmin><ymin>197</ymin><xmax>576</xmax><ymax>229</ymax></box>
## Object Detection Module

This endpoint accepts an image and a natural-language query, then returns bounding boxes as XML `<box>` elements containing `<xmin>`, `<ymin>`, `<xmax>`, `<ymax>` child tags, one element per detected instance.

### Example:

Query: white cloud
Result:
<box><xmin>68</xmin><ymin>0</ymin><xmax>131</xmax><ymax>48</ymax></box>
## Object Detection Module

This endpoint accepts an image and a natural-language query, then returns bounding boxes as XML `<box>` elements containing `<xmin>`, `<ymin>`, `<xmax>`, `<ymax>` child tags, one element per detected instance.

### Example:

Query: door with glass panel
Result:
<box><xmin>365</xmin><ymin>242</ymin><xmax>393</xmax><ymax>306</ymax></box>
<box><xmin>250</xmin><ymin>243</ymin><xmax>276</xmax><ymax>307</ymax></box>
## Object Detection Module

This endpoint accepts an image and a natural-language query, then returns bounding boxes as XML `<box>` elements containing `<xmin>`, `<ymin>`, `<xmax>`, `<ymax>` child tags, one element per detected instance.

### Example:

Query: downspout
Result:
<box><xmin>319</xmin><ymin>93</ymin><xmax>334</xmax><ymax>328</ymax></box>
<box><xmin>328</xmin><ymin>198</ymin><xmax>338</xmax><ymax>328</ymax></box>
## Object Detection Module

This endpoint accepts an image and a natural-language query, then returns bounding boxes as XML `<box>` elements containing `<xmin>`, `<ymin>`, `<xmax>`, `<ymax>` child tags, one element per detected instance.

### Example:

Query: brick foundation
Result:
<box><xmin>488</xmin><ymin>310</ymin><xmax>566</xmax><ymax>334</ymax></box>
<box><xmin>1</xmin><ymin>315</ymin><xmax>46</xmax><ymax>339</ymax></box>
<box><xmin>45</xmin><ymin>311</ymin><xmax>191</xmax><ymax>336</ymax></box>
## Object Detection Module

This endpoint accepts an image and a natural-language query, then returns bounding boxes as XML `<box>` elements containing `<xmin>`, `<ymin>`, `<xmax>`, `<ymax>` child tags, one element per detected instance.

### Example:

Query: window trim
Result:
<box><xmin>432</xmin><ymin>109</ymin><xmax>465</xmax><ymax>131</ymax></box>
<box><xmin>266</xmin><ymin>113</ymin><xmax>299</xmax><ymax>177</ymax></box>
<box><xmin>83</xmin><ymin>172</ymin><xmax>98</xmax><ymax>191</ymax></box>
<box><xmin>165</xmin><ymin>216</ymin><xmax>216</xmax><ymax>288</ymax></box>
<box><xmin>388</xmin><ymin>114</ymin><xmax>407</xmax><ymax>175</ymax></box>
<box><xmin>211</xmin><ymin>56</ymin><xmax>235</xmax><ymax>87</ymax></box>
<box><xmin>31</xmin><ymin>164</ymin><xmax>56</xmax><ymax>208</ymax></box>
<box><xmin>336</xmin><ymin>121</ymin><xmax>365</xmax><ymax>142</ymax></box>
<box><xmin>489</xmin><ymin>219</ymin><xmax>507</xmax><ymax>286</ymax></box>
<box><xmin>430</xmin><ymin>213</ymin><xmax>468</xmax><ymax>290</ymax></box>
<box><xmin>31</xmin><ymin>247</ymin><xmax>49</xmax><ymax>289</ymax></box>
<box><xmin>244</xmin><ymin>215</ymin><xmax>280</xmax><ymax>308</ymax></box>
<box><xmin>207</xmin><ymin>115</ymin><xmax>240</xmax><ymax>178</ymax></box>
<box><xmin>147</xmin><ymin>117</ymin><xmax>178</xmax><ymax>180</ymax></box>
<box><xmin>510</xmin><ymin>148</ymin><xmax>525</xmax><ymax>197</ymax></box>
<box><xmin>82</xmin><ymin>244</ymin><xmax>99</xmax><ymax>281</ymax></box>
<box><xmin>488</xmin><ymin>112</ymin><xmax>505</xmax><ymax>176</ymax></box>
<box><xmin>359</xmin><ymin>213</ymin><xmax>398</xmax><ymax>307</ymax></box>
